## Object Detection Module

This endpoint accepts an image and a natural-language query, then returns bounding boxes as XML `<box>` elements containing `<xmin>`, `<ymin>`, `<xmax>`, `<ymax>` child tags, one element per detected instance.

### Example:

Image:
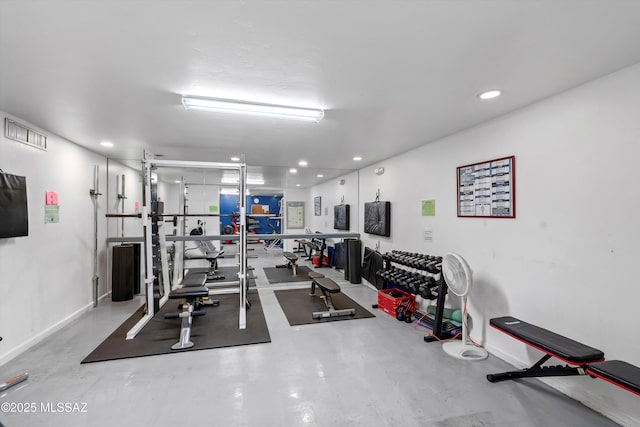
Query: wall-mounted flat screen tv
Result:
<box><xmin>0</xmin><ymin>171</ymin><xmax>29</xmax><ymax>238</ymax></box>
<box><xmin>333</xmin><ymin>204</ymin><xmax>350</xmax><ymax>230</ymax></box>
<box><xmin>364</xmin><ymin>201</ymin><xmax>390</xmax><ymax>237</ymax></box>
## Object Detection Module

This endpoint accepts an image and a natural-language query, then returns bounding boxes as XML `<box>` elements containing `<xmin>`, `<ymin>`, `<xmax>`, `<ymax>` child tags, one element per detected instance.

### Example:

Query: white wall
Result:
<box><xmin>358</xmin><ymin>63</ymin><xmax>640</xmax><ymax>424</ymax></box>
<box><xmin>0</xmin><ymin>111</ymin><xmax>108</xmax><ymax>365</ymax></box>
<box><xmin>307</xmin><ymin>171</ymin><xmax>359</xmax><ymax>240</ymax></box>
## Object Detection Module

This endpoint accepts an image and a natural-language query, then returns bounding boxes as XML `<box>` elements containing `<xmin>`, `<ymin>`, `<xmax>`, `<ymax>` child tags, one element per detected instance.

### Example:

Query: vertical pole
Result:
<box><xmin>158</xmin><ymin>222</ymin><xmax>171</xmax><ymax>301</ymax></box>
<box><xmin>142</xmin><ymin>157</ymin><xmax>155</xmax><ymax>319</ymax></box>
<box><xmin>120</xmin><ymin>174</ymin><xmax>126</xmax><ymax>238</ymax></box>
<box><xmin>238</xmin><ymin>158</ymin><xmax>247</xmax><ymax>329</ymax></box>
<box><xmin>90</xmin><ymin>164</ymin><xmax>102</xmax><ymax>308</ymax></box>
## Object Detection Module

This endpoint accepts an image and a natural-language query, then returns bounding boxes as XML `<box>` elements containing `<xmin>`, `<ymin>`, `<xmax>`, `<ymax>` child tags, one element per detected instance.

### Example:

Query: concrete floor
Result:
<box><xmin>0</xmin><ymin>245</ymin><xmax>620</xmax><ymax>427</ymax></box>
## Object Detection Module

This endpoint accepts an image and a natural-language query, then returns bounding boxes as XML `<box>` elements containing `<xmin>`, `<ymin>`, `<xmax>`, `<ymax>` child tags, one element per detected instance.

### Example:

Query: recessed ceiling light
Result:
<box><xmin>478</xmin><ymin>89</ymin><xmax>502</xmax><ymax>100</ymax></box>
<box><xmin>100</xmin><ymin>141</ymin><xmax>114</xmax><ymax>148</ymax></box>
<box><xmin>298</xmin><ymin>160</ymin><xmax>308</xmax><ymax>167</ymax></box>
<box><xmin>289</xmin><ymin>168</ymin><xmax>297</xmax><ymax>173</ymax></box>
<box><xmin>175</xmin><ymin>180</ymin><xmax>181</xmax><ymax>184</ymax></box>
<box><xmin>296</xmin><ymin>184</ymin><xmax>301</xmax><ymax>187</ymax></box>
<box><xmin>316</xmin><ymin>174</ymin><xmax>324</xmax><ymax>178</ymax></box>
<box><xmin>353</xmin><ymin>156</ymin><xmax>362</xmax><ymax>161</ymax></box>
<box><xmin>230</xmin><ymin>156</ymin><xmax>240</xmax><ymax>162</ymax></box>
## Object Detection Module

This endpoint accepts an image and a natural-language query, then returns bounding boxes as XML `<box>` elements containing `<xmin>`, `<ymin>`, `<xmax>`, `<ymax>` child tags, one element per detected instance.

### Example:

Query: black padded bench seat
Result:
<box><xmin>309</xmin><ymin>277</ymin><xmax>355</xmax><ymax>319</ymax></box>
<box><xmin>166</xmin><ymin>278</ymin><xmax>217</xmax><ymax>351</ymax></box>
<box><xmin>490</xmin><ymin>316</ymin><xmax>604</xmax><ymax>364</ymax></box>
<box><xmin>587</xmin><ymin>361</ymin><xmax>640</xmax><ymax>396</ymax></box>
<box><xmin>311</xmin><ymin>277</ymin><xmax>341</xmax><ymax>294</ymax></box>
<box><xmin>283</xmin><ymin>251</ymin><xmax>298</xmax><ymax>262</ymax></box>
<box><xmin>168</xmin><ymin>286</ymin><xmax>209</xmax><ymax>299</ymax></box>
<box><xmin>282</xmin><ymin>251</ymin><xmax>299</xmax><ymax>275</ymax></box>
<box><xmin>488</xmin><ymin>315</ymin><xmax>640</xmax><ymax>398</ymax></box>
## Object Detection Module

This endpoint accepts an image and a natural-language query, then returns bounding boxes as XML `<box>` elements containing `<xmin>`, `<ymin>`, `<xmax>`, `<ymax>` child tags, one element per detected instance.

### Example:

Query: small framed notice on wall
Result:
<box><xmin>314</xmin><ymin>196</ymin><xmax>321</xmax><ymax>216</ymax></box>
<box><xmin>457</xmin><ymin>156</ymin><xmax>515</xmax><ymax>218</ymax></box>
<box><xmin>286</xmin><ymin>201</ymin><xmax>305</xmax><ymax>229</ymax></box>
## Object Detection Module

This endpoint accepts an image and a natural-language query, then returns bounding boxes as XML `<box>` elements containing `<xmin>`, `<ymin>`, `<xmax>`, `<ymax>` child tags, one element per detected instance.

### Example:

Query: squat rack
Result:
<box><xmin>121</xmin><ymin>154</ymin><xmax>249</xmax><ymax>339</ymax></box>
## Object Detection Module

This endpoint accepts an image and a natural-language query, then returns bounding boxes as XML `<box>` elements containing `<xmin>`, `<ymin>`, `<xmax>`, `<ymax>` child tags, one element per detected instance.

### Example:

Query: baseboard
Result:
<box><xmin>0</xmin><ymin>292</ymin><xmax>109</xmax><ymax>367</ymax></box>
<box><xmin>484</xmin><ymin>343</ymin><xmax>638</xmax><ymax>425</ymax></box>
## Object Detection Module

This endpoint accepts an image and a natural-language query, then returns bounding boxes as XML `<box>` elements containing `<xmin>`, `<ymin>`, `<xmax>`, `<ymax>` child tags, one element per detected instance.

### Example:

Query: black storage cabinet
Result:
<box><xmin>112</xmin><ymin>244</ymin><xmax>136</xmax><ymax>301</ymax></box>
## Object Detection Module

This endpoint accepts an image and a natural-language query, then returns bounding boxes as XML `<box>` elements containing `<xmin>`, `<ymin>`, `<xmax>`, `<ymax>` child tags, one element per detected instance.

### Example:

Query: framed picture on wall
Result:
<box><xmin>457</xmin><ymin>155</ymin><xmax>515</xmax><ymax>218</ymax></box>
<box><xmin>364</xmin><ymin>201</ymin><xmax>391</xmax><ymax>237</ymax></box>
<box><xmin>286</xmin><ymin>201</ymin><xmax>305</xmax><ymax>229</ymax></box>
<box><xmin>314</xmin><ymin>196</ymin><xmax>321</xmax><ymax>216</ymax></box>
<box><xmin>333</xmin><ymin>204</ymin><xmax>350</xmax><ymax>230</ymax></box>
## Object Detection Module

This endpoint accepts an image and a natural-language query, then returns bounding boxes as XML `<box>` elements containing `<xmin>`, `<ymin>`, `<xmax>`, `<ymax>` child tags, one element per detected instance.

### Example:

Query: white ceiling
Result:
<box><xmin>2</xmin><ymin>1</ymin><xmax>640</xmax><ymax>188</ymax></box>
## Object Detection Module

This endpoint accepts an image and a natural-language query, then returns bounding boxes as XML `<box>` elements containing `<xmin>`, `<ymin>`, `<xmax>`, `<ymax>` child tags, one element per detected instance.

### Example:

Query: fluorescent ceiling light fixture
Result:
<box><xmin>100</xmin><ymin>141</ymin><xmax>113</xmax><ymax>147</ymax></box>
<box><xmin>220</xmin><ymin>177</ymin><xmax>264</xmax><ymax>185</ymax></box>
<box><xmin>174</xmin><ymin>180</ymin><xmax>181</xmax><ymax>184</ymax></box>
<box><xmin>298</xmin><ymin>160</ymin><xmax>308</xmax><ymax>167</ymax></box>
<box><xmin>230</xmin><ymin>156</ymin><xmax>240</xmax><ymax>162</ymax></box>
<box><xmin>316</xmin><ymin>174</ymin><xmax>324</xmax><ymax>178</ymax></box>
<box><xmin>220</xmin><ymin>187</ymin><xmax>250</xmax><ymax>195</ymax></box>
<box><xmin>289</xmin><ymin>168</ymin><xmax>297</xmax><ymax>174</ymax></box>
<box><xmin>296</xmin><ymin>184</ymin><xmax>301</xmax><ymax>187</ymax></box>
<box><xmin>182</xmin><ymin>95</ymin><xmax>324</xmax><ymax>122</ymax></box>
<box><xmin>478</xmin><ymin>89</ymin><xmax>502</xmax><ymax>100</ymax></box>
<box><xmin>353</xmin><ymin>156</ymin><xmax>363</xmax><ymax>161</ymax></box>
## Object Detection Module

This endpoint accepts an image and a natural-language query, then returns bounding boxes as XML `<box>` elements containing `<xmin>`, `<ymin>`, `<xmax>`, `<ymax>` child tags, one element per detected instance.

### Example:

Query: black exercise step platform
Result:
<box><xmin>587</xmin><ymin>360</ymin><xmax>640</xmax><ymax>396</ymax></box>
<box><xmin>490</xmin><ymin>316</ymin><xmax>604</xmax><ymax>364</ymax></box>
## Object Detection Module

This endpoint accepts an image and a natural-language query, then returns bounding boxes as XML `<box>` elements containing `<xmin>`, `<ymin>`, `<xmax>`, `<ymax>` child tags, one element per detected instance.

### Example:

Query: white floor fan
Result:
<box><xmin>441</xmin><ymin>252</ymin><xmax>488</xmax><ymax>361</ymax></box>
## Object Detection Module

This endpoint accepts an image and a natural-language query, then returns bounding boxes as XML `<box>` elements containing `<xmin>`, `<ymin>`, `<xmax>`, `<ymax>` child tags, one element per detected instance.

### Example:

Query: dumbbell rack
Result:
<box><xmin>377</xmin><ymin>250</ymin><xmax>457</xmax><ymax>342</ymax></box>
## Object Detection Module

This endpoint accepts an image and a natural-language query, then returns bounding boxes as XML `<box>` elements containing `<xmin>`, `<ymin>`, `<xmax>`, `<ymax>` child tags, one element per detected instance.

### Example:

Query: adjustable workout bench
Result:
<box><xmin>185</xmin><ymin>240</ymin><xmax>225</xmax><ymax>280</ymax></box>
<box><xmin>488</xmin><ymin>316</ymin><xmax>640</xmax><ymax>396</ymax></box>
<box><xmin>309</xmin><ymin>275</ymin><xmax>355</xmax><ymax>319</ymax></box>
<box><xmin>281</xmin><ymin>251</ymin><xmax>298</xmax><ymax>276</ymax></box>
<box><xmin>165</xmin><ymin>273</ymin><xmax>219</xmax><ymax>350</ymax></box>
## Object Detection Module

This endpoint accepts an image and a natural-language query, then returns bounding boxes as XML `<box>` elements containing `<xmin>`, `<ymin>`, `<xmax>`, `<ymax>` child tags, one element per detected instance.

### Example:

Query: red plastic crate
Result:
<box><xmin>312</xmin><ymin>255</ymin><xmax>329</xmax><ymax>267</ymax></box>
<box><xmin>377</xmin><ymin>288</ymin><xmax>416</xmax><ymax>317</ymax></box>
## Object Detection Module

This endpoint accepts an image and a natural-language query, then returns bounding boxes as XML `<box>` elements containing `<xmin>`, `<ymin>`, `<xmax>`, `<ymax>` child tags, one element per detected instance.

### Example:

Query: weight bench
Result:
<box><xmin>309</xmin><ymin>276</ymin><xmax>355</xmax><ymax>319</ymax></box>
<box><xmin>165</xmin><ymin>275</ymin><xmax>219</xmax><ymax>350</ymax></box>
<box><xmin>178</xmin><ymin>273</ymin><xmax>219</xmax><ymax>307</ymax></box>
<box><xmin>587</xmin><ymin>360</ymin><xmax>640</xmax><ymax>396</ymax></box>
<box><xmin>488</xmin><ymin>316</ymin><xmax>640</xmax><ymax>396</ymax></box>
<box><xmin>282</xmin><ymin>251</ymin><xmax>298</xmax><ymax>275</ymax></box>
<box><xmin>185</xmin><ymin>240</ymin><xmax>225</xmax><ymax>280</ymax></box>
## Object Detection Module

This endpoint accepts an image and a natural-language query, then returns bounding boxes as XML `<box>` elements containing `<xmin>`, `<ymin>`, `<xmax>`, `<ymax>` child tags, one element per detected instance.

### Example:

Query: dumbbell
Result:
<box><xmin>395</xmin><ymin>303</ymin><xmax>414</xmax><ymax>323</ymax></box>
<box><xmin>418</xmin><ymin>283</ymin><xmax>435</xmax><ymax>299</ymax></box>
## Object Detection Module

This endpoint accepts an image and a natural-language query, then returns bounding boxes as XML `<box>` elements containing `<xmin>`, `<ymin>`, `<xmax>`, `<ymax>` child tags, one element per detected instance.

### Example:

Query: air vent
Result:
<box><xmin>4</xmin><ymin>118</ymin><xmax>47</xmax><ymax>151</ymax></box>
